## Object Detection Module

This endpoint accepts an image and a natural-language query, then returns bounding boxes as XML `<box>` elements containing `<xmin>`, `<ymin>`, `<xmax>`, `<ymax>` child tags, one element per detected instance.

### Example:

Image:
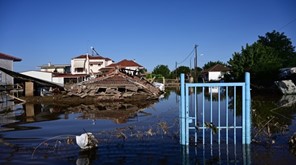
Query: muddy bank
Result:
<box><xmin>20</xmin><ymin>93</ymin><xmax>158</xmax><ymax>107</ymax></box>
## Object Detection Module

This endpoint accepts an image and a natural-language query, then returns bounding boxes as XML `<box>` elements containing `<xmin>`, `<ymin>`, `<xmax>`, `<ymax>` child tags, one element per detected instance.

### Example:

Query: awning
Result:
<box><xmin>73</xmin><ymin>60</ymin><xmax>85</xmax><ymax>68</ymax></box>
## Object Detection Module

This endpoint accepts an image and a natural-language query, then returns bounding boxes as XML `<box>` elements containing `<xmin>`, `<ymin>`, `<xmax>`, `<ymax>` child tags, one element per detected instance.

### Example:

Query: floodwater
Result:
<box><xmin>1</xmin><ymin>89</ymin><xmax>296</xmax><ymax>164</ymax></box>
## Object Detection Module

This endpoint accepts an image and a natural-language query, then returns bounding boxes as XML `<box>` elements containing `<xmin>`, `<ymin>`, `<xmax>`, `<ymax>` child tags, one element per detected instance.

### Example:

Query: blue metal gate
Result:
<box><xmin>179</xmin><ymin>72</ymin><xmax>251</xmax><ymax>146</ymax></box>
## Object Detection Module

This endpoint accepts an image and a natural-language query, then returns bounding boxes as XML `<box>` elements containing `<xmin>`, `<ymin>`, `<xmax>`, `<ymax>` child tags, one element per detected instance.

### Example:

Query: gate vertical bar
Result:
<box><xmin>226</xmin><ymin>86</ymin><xmax>229</xmax><ymax>144</ymax></box>
<box><xmin>180</xmin><ymin>73</ymin><xmax>186</xmax><ymax>145</ymax></box>
<box><xmin>210</xmin><ymin>88</ymin><xmax>213</xmax><ymax>145</ymax></box>
<box><xmin>242</xmin><ymin>81</ymin><xmax>246</xmax><ymax>144</ymax></box>
<box><xmin>194</xmin><ymin>87</ymin><xmax>198</xmax><ymax>144</ymax></box>
<box><xmin>185</xmin><ymin>84</ymin><xmax>190</xmax><ymax>145</ymax></box>
<box><xmin>245</xmin><ymin>72</ymin><xmax>251</xmax><ymax>144</ymax></box>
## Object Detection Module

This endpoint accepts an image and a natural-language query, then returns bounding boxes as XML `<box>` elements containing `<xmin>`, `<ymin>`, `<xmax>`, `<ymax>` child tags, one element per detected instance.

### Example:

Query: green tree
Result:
<box><xmin>228</xmin><ymin>31</ymin><xmax>296</xmax><ymax>86</ymax></box>
<box><xmin>258</xmin><ymin>30</ymin><xmax>296</xmax><ymax>67</ymax></box>
<box><xmin>152</xmin><ymin>65</ymin><xmax>171</xmax><ymax>78</ymax></box>
<box><xmin>171</xmin><ymin>66</ymin><xmax>191</xmax><ymax>78</ymax></box>
<box><xmin>228</xmin><ymin>42</ymin><xmax>283</xmax><ymax>86</ymax></box>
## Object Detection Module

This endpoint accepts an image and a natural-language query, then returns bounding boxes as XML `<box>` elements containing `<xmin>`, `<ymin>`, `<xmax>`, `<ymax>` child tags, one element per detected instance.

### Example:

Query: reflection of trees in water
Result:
<box><xmin>252</xmin><ymin>95</ymin><xmax>296</xmax><ymax>145</ymax></box>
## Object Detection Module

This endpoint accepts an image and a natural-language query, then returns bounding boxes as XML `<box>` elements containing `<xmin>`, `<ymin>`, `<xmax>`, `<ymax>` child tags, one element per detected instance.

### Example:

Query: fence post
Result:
<box><xmin>245</xmin><ymin>72</ymin><xmax>251</xmax><ymax>144</ymax></box>
<box><xmin>180</xmin><ymin>73</ymin><xmax>186</xmax><ymax>145</ymax></box>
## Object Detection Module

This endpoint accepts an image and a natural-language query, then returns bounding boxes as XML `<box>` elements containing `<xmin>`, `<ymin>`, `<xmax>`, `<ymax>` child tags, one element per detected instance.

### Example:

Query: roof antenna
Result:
<box><xmin>91</xmin><ymin>46</ymin><xmax>100</xmax><ymax>56</ymax></box>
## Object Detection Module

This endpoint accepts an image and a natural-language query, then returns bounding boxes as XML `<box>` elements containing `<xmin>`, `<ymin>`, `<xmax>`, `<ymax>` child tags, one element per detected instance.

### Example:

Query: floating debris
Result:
<box><xmin>76</xmin><ymin>132</ymin><xmax>98</xmax><ymax>150</ymax></box>
<box><xmin>289</xmin><ymin>133</ymin><xmax>296</xmax><ymax>147</ymax></box>
<box><xmin>116</xmin><ymin>132</ymin><xmax>127</xmax><ymax>141</ymax></box>
<box><xmin>158</xmin><ymin>122</ymin><xmax>168</xmax><ymax>135</ymax></box>
<box><xmin>205</xmin><ymin>122</ymin><xmax>218</xmax><ymax>134</ymax></box>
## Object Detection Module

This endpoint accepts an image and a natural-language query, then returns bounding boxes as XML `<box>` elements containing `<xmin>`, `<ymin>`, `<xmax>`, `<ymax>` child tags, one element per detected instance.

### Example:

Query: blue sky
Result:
<box><xmin>1</xmin><ymin>0</ymin><xmax>295</xmax><ymax>72</ymax></box>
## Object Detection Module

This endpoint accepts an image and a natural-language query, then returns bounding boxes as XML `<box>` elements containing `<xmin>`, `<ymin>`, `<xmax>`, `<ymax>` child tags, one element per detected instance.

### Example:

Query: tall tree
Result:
<box><xmin>258</xmin><ymin>30</ymin><xmax>296</xmax><ymax>67</ymax></box>
<box><xmin>228</xmin><ymin>31</ymin><xmax>295</xmax><ymax>86</ymax></box>
<box><xmin>152</xmin><ymin>65</ymin><xmax>171</xmax><ymax>78</ymax></box>
<box><xmin>228</xmin><ymin>42</ymin><xmax>283</xmax><ymax>85</ymax></box>
<box><xmin>172</xmin><ymin>66</ymin><xmax>191</xmax><ymax>78</ymax></box>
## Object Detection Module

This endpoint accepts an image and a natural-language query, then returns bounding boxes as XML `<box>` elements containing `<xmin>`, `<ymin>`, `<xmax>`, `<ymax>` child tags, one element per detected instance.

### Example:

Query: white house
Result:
<box><xmin>39</xmin><ymin>63</ymin><xmax>71</xmax><ymax>73</ymax></box>
<box><xmin>202</xmin><ymin>64</ymin><xmax>230</xmax><ymax>82</ymax></box>
<box><xmin>71</xmin><ymin>54</ymin><xmax>113</xmax><ymax>75</ymax></box>
<box><xmin>0</xmin><ymin>52</ymin><xmax>22</xmax><ymax>85</ymax></box>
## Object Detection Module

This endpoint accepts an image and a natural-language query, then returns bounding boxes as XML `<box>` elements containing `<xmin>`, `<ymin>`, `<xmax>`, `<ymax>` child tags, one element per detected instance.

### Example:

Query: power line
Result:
<box><xmin>176</xmin><ymin>47</ymin><xmax>195</xmax><ymax>65</ymax></box>
<box><xmin>278</xmin><ymin>17</ymin><xmax>296</xmax><ymax>30</ymax></box>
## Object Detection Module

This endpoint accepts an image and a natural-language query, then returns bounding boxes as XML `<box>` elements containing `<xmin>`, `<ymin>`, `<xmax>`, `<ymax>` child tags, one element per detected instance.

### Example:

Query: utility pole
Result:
<box><xmin>194</xmin><ymin>44</ymin><xmax>198</xmax><ymax>82</ymax></box>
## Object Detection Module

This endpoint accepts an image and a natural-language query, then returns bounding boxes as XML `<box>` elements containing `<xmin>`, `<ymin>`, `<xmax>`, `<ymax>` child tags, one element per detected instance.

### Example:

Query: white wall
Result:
<box><xmin>21</xmin><ymin>71</ymin><xmax>53</xmax><ymax>82</ymax></box>
<box><xmin>52</xmin><ymin>77</ymin><xmax>64</xmax><ymax>85</ymax></box>
<box><xmin>208</xmin><ymin>71</ymin><xmax>221</xmax><ymax>81</ymax></box>
<box><xmin>41</xmin><ymin>67</ymin><xmax>65</xmax><ymax>73</ymax></box>
<box><xmin>71</xmin><ymin>57</ymin><xmax>114</xmax><ymax>75</ymax></box>
<box><xmin>89</xmin><ymin>59</ymin><xmax>105</xmax><ymax>73</ymax></box>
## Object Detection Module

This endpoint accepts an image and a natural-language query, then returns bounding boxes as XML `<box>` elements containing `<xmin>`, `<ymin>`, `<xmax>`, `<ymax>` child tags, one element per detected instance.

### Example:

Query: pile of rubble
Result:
<box><xmin>65</xmin><ymin>70</ymin><xmax>163</xmax><ymax>101</ymax></box>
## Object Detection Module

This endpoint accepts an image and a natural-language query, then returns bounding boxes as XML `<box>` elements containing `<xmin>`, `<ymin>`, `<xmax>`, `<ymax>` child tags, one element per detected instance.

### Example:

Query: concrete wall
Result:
<box><xmin>0</xmin><ymin>59</ymin><xmax>14</xmax><ymax>85</ymax></box>
<box><xmin>52</xmin><ymin>77</ymin><xmax>64</xmax><ymax>85</ymax></box>
<box><xmin>208</xmin><ymin>71</ymin><xmax>221</xmax><ymax>81</ymax></box>
<box><xmin>21</xmin><ymin>71</ymin><xmax>53</xmax><ymax>82</ymax></box>
<box><xmin>25</xmin><ymin>81</ymin><xmax>34</xmax><ymax>96</ymax></box>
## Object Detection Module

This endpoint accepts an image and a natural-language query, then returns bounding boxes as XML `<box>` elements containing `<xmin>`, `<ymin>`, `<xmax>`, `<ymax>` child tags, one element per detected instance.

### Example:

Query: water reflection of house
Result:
<box><xmin>202</xmin><ymin>64</ymin><xmax>230</xmax><ymax>82</ymax></box>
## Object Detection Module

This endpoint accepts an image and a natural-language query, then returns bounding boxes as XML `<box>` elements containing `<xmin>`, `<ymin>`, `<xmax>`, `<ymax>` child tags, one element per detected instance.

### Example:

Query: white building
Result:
<box><xmin>202</xmin><ymin>64</ymin><xmax>230</xmax><ymax>82</ymax></box>
<box><xmin>21</xmin><ymin>71</ymin><xmax>64</xmax><ymax>86</ymax></box>
<box><xmin>39</xmin><ymin>63</ymin><xmax>71</xmax><ymax>73</ymax></box>
<box><xmin>71</xmin><ymin>54</ymin><xmax>113</xmax><ymax>75</ymax></box>
<box><xmin>0</xmin><ymin>52</ymin><xmax>22</xmax><ymax>85</ymax></box>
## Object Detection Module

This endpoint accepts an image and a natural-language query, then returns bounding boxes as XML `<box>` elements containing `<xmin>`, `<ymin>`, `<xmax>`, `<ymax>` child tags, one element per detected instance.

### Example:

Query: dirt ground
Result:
<box><xmin>20</xmin><ymin>93</ymin><xmax>159</xmax><ymax>107</ymax></box>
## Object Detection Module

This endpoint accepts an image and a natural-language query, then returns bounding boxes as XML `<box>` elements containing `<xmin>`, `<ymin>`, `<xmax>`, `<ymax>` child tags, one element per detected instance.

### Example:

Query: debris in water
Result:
<box><xmin>76</xmin><ymin>132</ymin><xmax>98</xmax><ymax>150</ymax></box>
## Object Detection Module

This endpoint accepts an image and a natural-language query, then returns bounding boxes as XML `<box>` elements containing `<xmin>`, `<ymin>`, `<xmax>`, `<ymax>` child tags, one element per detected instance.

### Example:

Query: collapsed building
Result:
<box><xmin>66</xmin><ymin>69</ymin><xmax>164</xmax><ymax>101</ymax></box>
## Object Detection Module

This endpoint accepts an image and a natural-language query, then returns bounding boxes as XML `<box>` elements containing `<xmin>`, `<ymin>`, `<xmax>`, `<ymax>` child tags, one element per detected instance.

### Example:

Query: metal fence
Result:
<box><xmin>179</xmin><ymin>72</ymin><xmax>251</xmax><ymax>146</ymax></box>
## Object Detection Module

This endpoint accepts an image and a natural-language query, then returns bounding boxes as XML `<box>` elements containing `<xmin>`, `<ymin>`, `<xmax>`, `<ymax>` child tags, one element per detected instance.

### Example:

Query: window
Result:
<box><xmin>75</xmin><ymin>68</ymin><xmax>84</xmax><ymax>73</ymax></box>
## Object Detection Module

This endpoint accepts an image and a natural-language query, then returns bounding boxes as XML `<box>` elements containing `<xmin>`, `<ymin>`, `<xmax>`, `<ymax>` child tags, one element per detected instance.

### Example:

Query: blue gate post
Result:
<box><xmin>180</xmin><ymin>73</ymin><xmax>186</xmax><ymax>145</ymax></box>
<box><xmin>243</xmin><ymin>72</ymin><xmax>252</xmax><ymax>164</ymax></box>
<box><xmin>245</xmin><ymin>72</ymin><xmax>251</xmax><ymax>144</ymax></box>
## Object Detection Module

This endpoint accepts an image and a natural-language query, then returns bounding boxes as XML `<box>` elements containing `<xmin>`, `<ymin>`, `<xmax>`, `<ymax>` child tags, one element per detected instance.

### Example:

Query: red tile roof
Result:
<box><xmin>73</xmin><ymin>54</ymin><xmax>112</xmax><ymax>61</ymax></box>
<box><xmin>107</xmin><ymin>59</ymin><xmax>143</xmax><ymax>68</ymax></box>
<box><xmin>0</xmin><ymin>52</ymin><xmax>22</xmax><ymax>62</ymax></box>
<box><xmin>202</xmin><ymin>64</ymin><xmax>230</xmax><ymax>73</ymax></box>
